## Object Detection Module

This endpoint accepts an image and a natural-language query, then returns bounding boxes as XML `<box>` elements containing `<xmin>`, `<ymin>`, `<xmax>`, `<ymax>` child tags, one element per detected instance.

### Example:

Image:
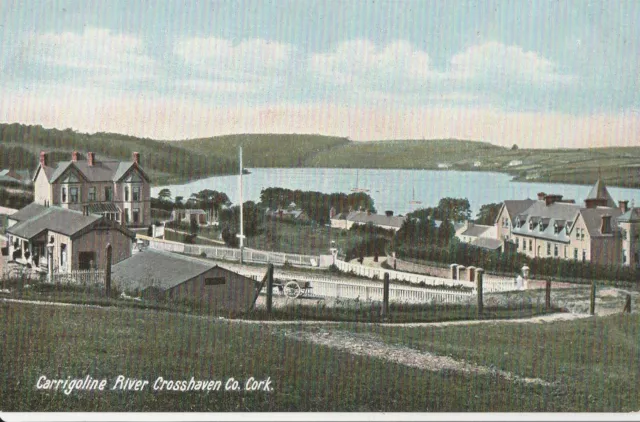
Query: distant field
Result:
<box><xmin>0</xmin><ymin>301</ymin><xmax>597</xmax><ymax>411</ymax></box>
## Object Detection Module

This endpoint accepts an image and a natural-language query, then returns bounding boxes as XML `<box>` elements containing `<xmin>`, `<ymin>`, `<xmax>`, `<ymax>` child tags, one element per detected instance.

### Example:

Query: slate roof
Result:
<box><xmin>511</xmin><ymin>201</ymin><xmax>581</xmax><ymax>243</ymax></box>
<box><xmin>585</xmin><ymin>179</ymin><xmax>616</xmax><ymax>207</ymax></box>
<box><xmin>111</xmin><ymin>249</ymin><xmax>217</xmax><ymax>291</ymax></box>
<box><xmin>7</xmin><ymin>206</ymin><xmax>102</xmax><ymax>240</ymax></box>
<box><xmin>37</xmin><ymin>158</ymin><xmax>147</xmax><ymax>184</ymax></box>
<box><xmin>346</xmin><ymin>211</ymin><xmax>407</xmax><ymax>229</ymax></box>
<box><xmin>8</xmin><ymin>203</ymin><xmax>48</xmax><ymax>223</ymax></box>
<box><xmin>502</xmin><ymin>199</ymin><xmax>536</xmax><ymax>221</ymax></box>
<box><xmin>618</xmin><ymin>207</ymin><xmax>640</xmax><ymax>223</ymax></box>
<box><xmin>460</xmin><ymin>224</ymin><xmax>493</xmax><ymax>237</ymax></box>
<box><xmin>580</xmin><ymin>207</ymin><xmax>623</xmax><ymax>237</ymax></box>
<box><xmin>470</xmin><ymin>237</ymin><xmax>503</xmax><ymax>250</ymax></box>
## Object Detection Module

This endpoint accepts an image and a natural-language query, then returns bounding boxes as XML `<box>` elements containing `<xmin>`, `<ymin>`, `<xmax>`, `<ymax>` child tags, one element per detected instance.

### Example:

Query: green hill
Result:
<box><xmin>2</xmin><ymin>122</ymin><xmax>639</xmax><ymax>188</ymax></box>
<box><xmin>172</xmin><ymin>133</ymin><xmax>350</xmax><ymax>168</ymax></box>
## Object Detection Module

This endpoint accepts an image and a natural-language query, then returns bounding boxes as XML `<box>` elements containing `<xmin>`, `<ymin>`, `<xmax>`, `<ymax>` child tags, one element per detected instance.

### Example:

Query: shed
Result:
<box><xmin>111</xmin><ymin>249</ymin><xmax>258</xmax><ymax>313</ymax></box>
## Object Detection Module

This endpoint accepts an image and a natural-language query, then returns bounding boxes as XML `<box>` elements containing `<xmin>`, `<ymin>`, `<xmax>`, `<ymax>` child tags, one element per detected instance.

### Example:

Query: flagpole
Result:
<box><xmin>237</xmin><ymin>146</ymin><xmax>245</xmax><ymax>262</ymax></box>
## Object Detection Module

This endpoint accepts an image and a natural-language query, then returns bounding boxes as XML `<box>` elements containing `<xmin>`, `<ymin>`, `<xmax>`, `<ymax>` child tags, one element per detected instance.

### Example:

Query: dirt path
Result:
<box><xmin>283</xmin><ymin>329</ymin><xmax>557</xmax><ymax>387</ymax></box>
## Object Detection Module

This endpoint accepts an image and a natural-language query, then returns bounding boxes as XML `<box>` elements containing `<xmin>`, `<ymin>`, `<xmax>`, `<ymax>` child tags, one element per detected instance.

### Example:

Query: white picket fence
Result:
<box><xmin>139</xmin><ymin>235</ymin><xmax>320</xmax><ymax>267</ymax></box>
<box><xmin>49</xmin><ymin>270</ymin><xmax>105</xmax><ymax>286</ymax></box>
<box><xmin>334</xmin><ymin>259</ymin><xmax>477</xmax><ymax>289</ymax></box>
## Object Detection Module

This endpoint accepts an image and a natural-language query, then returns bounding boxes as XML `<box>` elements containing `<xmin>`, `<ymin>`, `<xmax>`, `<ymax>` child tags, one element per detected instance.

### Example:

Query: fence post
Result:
<box><xmin>382</xmin><ymin>272</ymin><xmax>390</xmax><ymax>321</ymax></box>
<box><xmin>590</xmin><ymin>281</ymin><xmax>596</xmax><ymax>316</ymax></box>
<box><xmin>105</xmin><ymin>243</ymin><xmax>112</xmax><ymax>297</ymax></box>
<box><xmin>266</xmin><ymin>264</ymin><xmax>274</xmax><ymax>314</ymax></box>
<box><xmin>623</xmin><ymin>294</ymin><xmax>631</xmax><ymax>314</ymax></box>
<box><xmin>545</xmin><ymin>279</ymin><xmax>552</xmax><ymax>310</ymax></box>
<box><xmin>476</xmin><ymin>268</ymin><xmax>484</xmax><ymax>318</ymax></box>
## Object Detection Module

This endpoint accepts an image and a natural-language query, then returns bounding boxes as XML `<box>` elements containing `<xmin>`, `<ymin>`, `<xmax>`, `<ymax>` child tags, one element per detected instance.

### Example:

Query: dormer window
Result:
<box><xmin>529</xmin><ymin>220</ymin><xmax>533</xmax><ymax>230</ymax></box>
<box><xmin>553</xmin><ymin>224</ymin><xmax>559</xmax><ymax>235</ymax></box>
<box><xmin>539</xmin><ymin>222</ymin><xmax>544</xmax><ymax>232</ymax></box>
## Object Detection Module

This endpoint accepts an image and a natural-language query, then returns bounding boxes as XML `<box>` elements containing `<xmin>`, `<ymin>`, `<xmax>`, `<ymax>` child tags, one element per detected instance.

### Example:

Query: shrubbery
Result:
<box><xmin>397</xmin><ymin>242</ymin><xmax>640</xmax><ymax>284</ymax></box>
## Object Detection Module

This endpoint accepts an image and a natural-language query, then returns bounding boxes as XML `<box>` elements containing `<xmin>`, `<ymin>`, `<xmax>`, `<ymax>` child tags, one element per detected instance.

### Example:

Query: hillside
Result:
<box><xmin>2</xmin><ymin>123</ymin><xmax>640</xmax><ymax>188</ymax></box>
<box><xmin>172</xmin><ymin>133</ymin><xmax>350</xmax><ymax>168</ymax></box>
<box><xmin>0</xmin><ymin>123</ymin><xmax>239</xmax><ymax>184</ymax></box>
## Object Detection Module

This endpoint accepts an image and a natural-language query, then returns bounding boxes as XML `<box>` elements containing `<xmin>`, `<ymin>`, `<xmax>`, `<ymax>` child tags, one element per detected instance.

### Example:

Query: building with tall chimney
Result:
<box><xmin>492</xmin><ymin>179</ymin><xmax>638</xmax><ymax>267</ymax></box>
<box><xmin>32</xmin><ymin>151</ymin><xmax>151</xmax><ymax>227</ymax></box>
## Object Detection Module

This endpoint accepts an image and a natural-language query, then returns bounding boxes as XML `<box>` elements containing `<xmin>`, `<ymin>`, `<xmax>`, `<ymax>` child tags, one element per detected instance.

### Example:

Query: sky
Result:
<box><xmin>0</xmin><ymin>0</ymin><xmax>638</xmax><ymax>148</ymax></box>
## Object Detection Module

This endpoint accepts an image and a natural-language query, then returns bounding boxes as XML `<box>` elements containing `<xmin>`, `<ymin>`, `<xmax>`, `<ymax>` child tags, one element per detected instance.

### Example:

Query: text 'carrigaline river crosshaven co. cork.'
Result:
<box><xmin>35</xmin><ymin>375</ymin><xmax>274</xmax><ymax>395</ymax></box>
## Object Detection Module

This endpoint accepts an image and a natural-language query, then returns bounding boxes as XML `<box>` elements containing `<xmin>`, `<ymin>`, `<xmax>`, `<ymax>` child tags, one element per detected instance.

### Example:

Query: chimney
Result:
<box><xmin>584</xmin><ymin>199</ymin><xmax>598</xmax><ymax>209</ymax></box>
<box><xmin>132</xmin><ymin>152</ymin><xmax>140</xmax><ymax>165</ymax></box>
<box><xmin>537</xmin><ymin>192</ymin><xmax>546</xmax><ymax>201</ymax></box>
<box><xmin>72</xmin><ymin>151</ymin><xmax>79</xmax><ymax>162</ymax></box>
<box><xmin>619</xmin><ymin>200</ymin><xmax>629</xmax><ymax>213</ymax></box>
<box><xmin>88</xmin><ymin>152</ymin><xmax>95</xmax><ymax>167</ymax></box>
<box><xmin>39</xmin><ymin>151</ymin><xmax>48</xmax><ymax>167</ymax></box>
<box><xmin>601</xmin><ymin>214</ymin><xmax>612</xmax><ymax>234</ymax></box>
<box><xmin>385</xmin><ymin>210</ymin><xmax>393</xmax><ymax>217</ymax></box>
<box><xmin>545</xmin><ymin>194</ymin><xmax>563</xmax><ymax>206</ymax></box>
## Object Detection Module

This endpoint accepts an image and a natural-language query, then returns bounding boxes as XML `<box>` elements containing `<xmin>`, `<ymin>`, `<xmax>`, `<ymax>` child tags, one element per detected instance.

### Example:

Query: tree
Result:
<box><xmin>511</xmin><ymin>144</ymin><xmax>519</xmax><ymax>150</ymax></box>
<box><xmin>158</xmin><ymin>188</ymin><xmax>172</xmax><ymax>202</ymax></box>
<box><xmin>174</xmin><ymin>196</ymin><xmax>184</xmax><ymax>208</ymax></box>
<box><xmin>476</xmin><ymin>203</ymin><xmax>503</xmax><ymax>226</ymax></box>
<box><xmin>436</xmin><ymin>197</ymin><xmax>471</xmax><ymax>222</ymax></box>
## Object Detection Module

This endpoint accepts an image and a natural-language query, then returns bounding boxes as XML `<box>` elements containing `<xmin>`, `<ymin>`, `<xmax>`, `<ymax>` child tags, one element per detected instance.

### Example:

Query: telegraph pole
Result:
<box><xmin>237</xmin><ymin>146</ymin><xmax>246</xmax><ymax>263</ymax></box>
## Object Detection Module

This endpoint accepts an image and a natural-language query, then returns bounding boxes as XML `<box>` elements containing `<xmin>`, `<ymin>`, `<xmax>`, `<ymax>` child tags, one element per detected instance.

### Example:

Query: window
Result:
<box><xmin>564</xmin><ymin>246</ymin><xmax>567</xmax><ymax>258</ymax></box>
<box><xmin>61</xmin><ymin>187</ymin><xmax>67</xmax><ymax>203</ymax></box>
<box><xmin>105</xmin><ymin>187</ymin><xmax>113</xmax><ymax>201</ymax></box>
<box><xmin>132</xmin><ymin>186</ymin><xmax>140</xmax><ymax>201</ymax></box>
<box><xmin>547</xmin><ymin>243</ymin><xmax>551</xmax><ymax>256</ymax></box>
<box><xmin>133</xmin><ymin>208</ymin><xmax>140</xmax><ymax>223</ymax></box>
<box><xmin>581</xmin><ymin>229</ymin><xmax>585</xmax><ymax>240</ymax></box>
<box><xmin>88</xmin><ymin>187</ymin><xmax>96</xmax><ymax>201</ymax></box>
<box><xmin>205</xmin><ymin>277</ymin><xmax>226</xmax><ymax>286</ymax></box>
<box><xmin>529</xmin><ymin>239</ymin><xmax>532</xmax><ymax>251</ymax></box>
<box><xmin>623</xmin><ymin>249</ymin><xmax>627</xmax><ymax>264</ymax></box>
<box><xmin>125</xmin><ymin>209</ymin><xmax>130</xmax><ymax>223</ymax></box>
<box><xmin>115</xmin><ymin>212</ymin><xmax>120</xmax><ymax>222</ymax></box>
<box><xmin>516</xmin><ymin>237</ymin><xmax>519</xmax><ymax>249</ymax></box>
<box><xmin>78</xmin><ymin>252</ymin><xmax>96</xmax><ymax>270</ymax></box>
<box><xmin>529</xmin><ymin>220</ymin><xmax>533</xmax><ymax>230</ymax></box>
<box><xmin>574</xmin><ymin>248</ymin><xmax>578</xmax><ymax>260</ymax></box>
<box><xmin>554</xmin><ymin>244</ymin><xmax>558</xmax><ymax>257</ymax></box>
<box><xmin>539</xmin><ymin>223</ymin><xmax>544</xmax><ymax>232</ymax></box>
<box><xmin>582</xmin><ymin>249</ymin><xmax>587</xmax><ymax>262</ymax></box>
<box><xmin>125</xmin><ymin>186</ymin><xmax>129</xmax><ymax>201</ymax></box>
<box><xmin>576</xmin><ymin>229</ymin><xmax>580</xmax><ymax>239</ymax></box>
<box><xmin>69</xmin><ymin>187</ymin><xmax>79</xmax><ymax>203</ymax></box>
<box><xmin>553</xmin><ymin>224</ymin><xmax>559</xmax><ymax>234</ymax></box>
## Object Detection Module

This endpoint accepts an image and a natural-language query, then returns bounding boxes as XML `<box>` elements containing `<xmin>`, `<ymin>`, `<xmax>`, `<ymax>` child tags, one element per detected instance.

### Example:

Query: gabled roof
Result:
<box><xmin>585</xmin><ymin>179</ymin><xmax>616</xmax><ymax>207</ymax></box>
<box><xmin>502</xmin><ymin>199</ymin><xmax>536</xmax><ymax>221</ymax></box>
<box><xmin>87</xmin><ymin>202</ymin><xmax>121</xmax><ymax>214</ymax></box>
<box><xmin>111</xmin><ymin>250</ymin><xmax>222</xmax><ymax>291</ymax></box>
<box><xmin>38</xmin><ymin>157</ymin><xmax>149</xmax><ymax>184</ymax></box>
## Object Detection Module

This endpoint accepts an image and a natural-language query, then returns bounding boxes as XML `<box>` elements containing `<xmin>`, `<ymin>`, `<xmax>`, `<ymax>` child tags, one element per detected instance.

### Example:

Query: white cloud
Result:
<box><xmin>25</xmin><ymin>28</ymin><xmax>156</xmax><ymax>82</ymax></box>
<box><xmin>173</xmin><ymin>37</ymin><xmax>295</xmax><ymax>92</ymax></box>
<box><xmin>448</xmin><ymin>41</ymin><xmax>575</xmax><ymax>84</ymax></box>
<box><xmin>309</xmin><ymin>40</ymin><xmax>432</xmax><ymax>87</ymax></box>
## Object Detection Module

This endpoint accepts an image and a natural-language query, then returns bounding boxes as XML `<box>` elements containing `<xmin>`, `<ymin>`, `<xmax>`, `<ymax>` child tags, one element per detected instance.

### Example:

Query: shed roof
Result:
<box><xmin>7</xmin><ymin>207</ymin><xmax>102</xmax><ymax>240</ymax></box>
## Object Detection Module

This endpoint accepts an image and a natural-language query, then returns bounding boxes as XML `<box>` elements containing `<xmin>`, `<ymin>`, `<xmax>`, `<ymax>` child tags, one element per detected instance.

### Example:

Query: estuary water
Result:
<box><xmin>152</xmin><ymin>168</ymin><xmax>640</xmax><ymax>217</ymax></box>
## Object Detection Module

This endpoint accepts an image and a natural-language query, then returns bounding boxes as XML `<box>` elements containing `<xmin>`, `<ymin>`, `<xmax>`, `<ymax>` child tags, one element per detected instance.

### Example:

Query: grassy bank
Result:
<box><xmin>1</xmin><ymin>301</ymin><xmax>573</xmax><ymax>411</ymax></box>
<box><xmin>336</xmin><ymin>312</ymin><xmax>640</xmax><ymax>412</ymax></box>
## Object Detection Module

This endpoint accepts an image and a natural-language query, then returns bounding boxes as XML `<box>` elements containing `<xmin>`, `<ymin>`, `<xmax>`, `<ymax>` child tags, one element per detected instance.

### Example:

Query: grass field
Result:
<box><xmin>0</xmin><ymin>301</ymin><xmax>608</xmax><ymax>412</ymax></box>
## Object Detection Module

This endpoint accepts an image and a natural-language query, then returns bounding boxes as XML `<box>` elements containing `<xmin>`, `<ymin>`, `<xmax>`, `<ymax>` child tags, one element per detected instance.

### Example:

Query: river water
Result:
<box><xmin>153</xmin><ymin>168</ymin><xmax>640</xmax><ymax>216</ymax></box>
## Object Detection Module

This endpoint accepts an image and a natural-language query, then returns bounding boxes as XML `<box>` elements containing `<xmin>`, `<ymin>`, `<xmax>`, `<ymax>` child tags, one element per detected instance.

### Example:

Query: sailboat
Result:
<box><xmin>409</xmin><ymin>187</ymin><xmax>422</xmax><ymax>205</ymax></box>
<box><xmin>351</xmin><ymin>169</ymin><xmax>370</xmax><ymax>193</ymax></box>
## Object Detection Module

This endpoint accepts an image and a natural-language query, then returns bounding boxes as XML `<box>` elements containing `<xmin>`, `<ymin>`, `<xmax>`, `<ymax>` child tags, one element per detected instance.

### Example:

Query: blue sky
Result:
<box><xmin>0</xmin><ymin>0</ymin><xmax>638</xmax><ymax>147</ymax></box>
